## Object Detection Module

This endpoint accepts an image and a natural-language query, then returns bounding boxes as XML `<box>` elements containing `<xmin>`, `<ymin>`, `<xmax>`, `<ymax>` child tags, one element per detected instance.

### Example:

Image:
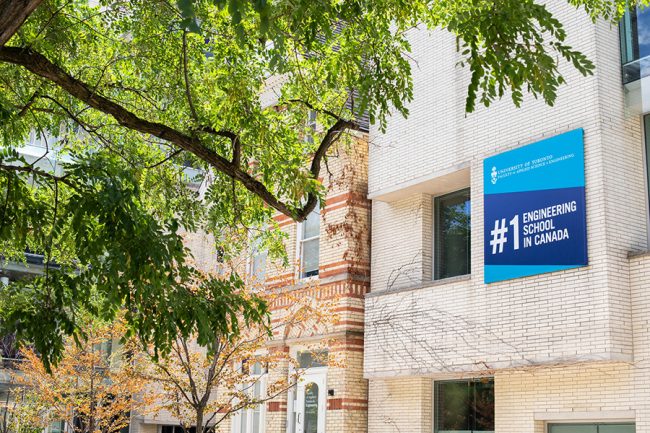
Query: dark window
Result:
<box><xmin>434</xmin><ymin>189</ymin><xmax>471</xmax><ymax>280</ymax></box>
<box><xmin>161</xmin><ymin>426</ymin><xmax>196</xmax><ymax>433</ymax></box>
<box><xmin>434</xmin><ymin>379</ymin><xmax>494</xmax><ymax>433</ymax></box>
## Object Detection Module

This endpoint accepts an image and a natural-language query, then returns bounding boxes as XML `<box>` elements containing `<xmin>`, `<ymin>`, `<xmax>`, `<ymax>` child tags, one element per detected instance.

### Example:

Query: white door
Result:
<box><xmin>294</xmin><ymin>371</ymin><xmax>326</xmax><ymax>433</ymax></box>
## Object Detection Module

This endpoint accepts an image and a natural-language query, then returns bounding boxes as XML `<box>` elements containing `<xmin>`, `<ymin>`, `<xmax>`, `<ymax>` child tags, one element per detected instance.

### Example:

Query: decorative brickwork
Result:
<box><xmin>261</xmin><ymin>134</ymin><xmax>370</xmax><ymax>433</ymax></box>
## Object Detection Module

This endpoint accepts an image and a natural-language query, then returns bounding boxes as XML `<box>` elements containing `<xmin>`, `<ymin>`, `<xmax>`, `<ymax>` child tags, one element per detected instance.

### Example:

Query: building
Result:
<box><xmin>131</xmin><ymin>129</ymin><xmax>371</xmax><ymax>433</ymax></box>
<box><xmin>364</xmin><ymin>2</ymin><xmax>650</xmax><ymax>433</ymax></box>
<box><xmin>258</xmin><ymin>132</ymin><xmax>370</xmax><ymax>433</ymax></box>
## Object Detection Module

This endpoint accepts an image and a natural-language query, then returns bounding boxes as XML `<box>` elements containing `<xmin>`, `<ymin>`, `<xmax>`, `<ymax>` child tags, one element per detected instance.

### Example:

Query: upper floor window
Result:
<box><xmin>306</xmin><ymin>110</ymin><xmax>317</xmax><ymax>144</ymax></box>
<box><xmin>620</xmin><ymin>6</ymin><xmax>650</xmax><ymax>83</ymax></box>
<box><xmin>434</xmin><ymin>379</ymin><xmax>494</xmax><ymax>433</ymax></box>
<box><xmin>249</xmin><ymin>237</ymin><xmax>267</xmax><ymax>284</ymax></box>
<box><xmin>298</xmin><ymin>208</ymin><xmax>320</xmax><ymax>278</ymax></box>
<box><xmin>434</xmin><ymin>189</ymin><xmax>471</xmax><ymax>280</ymax></box>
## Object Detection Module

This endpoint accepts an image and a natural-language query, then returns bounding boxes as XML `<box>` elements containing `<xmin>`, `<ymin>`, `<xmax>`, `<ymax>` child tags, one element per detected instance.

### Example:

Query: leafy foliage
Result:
<box><xmin>0</xmin><ymin>0</ymin><xmax>646</xmax><ymax>367</ymax></box>
<box><xmin>147</xmin><ymin>281</ymin><xmax>340</xmax><ymax>433</ymax></box>
<box><xmin>10</xmin><ymin>317</ymin><xmax>155</xmax><ymax>433</ymax></box>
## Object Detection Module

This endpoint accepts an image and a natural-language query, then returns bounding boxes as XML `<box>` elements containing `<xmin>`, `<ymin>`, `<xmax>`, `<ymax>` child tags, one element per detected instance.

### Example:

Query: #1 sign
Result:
<box><xmin>483</xmin><ymin>129</ymin><xmax>588</xmax><ymax>284</ymax></box>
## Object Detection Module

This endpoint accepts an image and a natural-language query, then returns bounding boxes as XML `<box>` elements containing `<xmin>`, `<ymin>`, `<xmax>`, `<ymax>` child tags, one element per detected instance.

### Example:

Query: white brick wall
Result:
<box><xmin>365</xmin><ymin>2</ymin><xmax>650</xmax><ymax>432</ymax></box>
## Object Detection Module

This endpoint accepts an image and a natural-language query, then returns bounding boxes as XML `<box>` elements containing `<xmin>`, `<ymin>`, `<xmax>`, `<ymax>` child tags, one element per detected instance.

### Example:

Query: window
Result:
<box><xmin>249</xmin><ymin>237</ymin><xmax>267</xmax><ymax>284</ymax></box>
<box><xmin>620</xmin><ymin>6</ymin><xmax>650</xmax><ymax>83</ymax></box>
<box><xmin>298</xmin><ymin>208</ymin><xmax>320</xmax><ymax>278</ymax></box>
<box><xmin>297</xmin><ymin>350</ymin><xmax>328</xmax><ymax>369</ymax></box>
<box><xmin>548</xmin><ymin>424</ymin><xmax>635</xmax><ymax>433</ymax></box>
<box><xmin>161</xmin><ymin>426</ymin><xmax>196</xmax><ymax>433</ymax></box>
<box><xmin>233</xmin><ymin>362</ymin><xmax>267</xmax><ymax>433</ymax></box>
<box><xmin>49</xmin><ymin>421</ymin><xmax>65</xmax><ymax>433</ymax></box>
<box><xmin>434</xmin><ymin>379</ymin><xmax>494</xmax><ymax>433</ymax></box>
<box><xmin>434</xmin><ymin>189</ymin><xmax>471</xmax><ymax>280</ymax></box>
<box><xmin>306</xmin><ymin>110</ymin><xmax>317</xmax><ymax>144</ymax></box>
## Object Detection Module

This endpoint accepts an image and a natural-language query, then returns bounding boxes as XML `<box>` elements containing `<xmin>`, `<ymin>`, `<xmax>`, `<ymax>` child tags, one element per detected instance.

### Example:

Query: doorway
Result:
<box><xmin>291</xmin><ymin>370</ymin><xmax>326</xmax><ymax>433</ymax></box>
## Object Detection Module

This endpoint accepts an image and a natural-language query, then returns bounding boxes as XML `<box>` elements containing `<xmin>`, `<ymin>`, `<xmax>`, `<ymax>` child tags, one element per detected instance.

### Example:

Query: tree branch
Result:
<box><xmin>0</xmin><ymin>46</ymin><xmax>356</xmax><ymax>221</ymax></box>
<box><xmin>0</xmin><ymin>163</ymin><xmax>77</xmax><ymax>189</ymax></box>
<box><xmin>0</xmin><ymin>0</ymin><xmax>44</xmax><ymax>47</ymax></box>
<box><xmin>181</xmin><ymin>31</ymin><xmax>199</xmax><ymax>122</ymax></box>
<box><xmin>0</xmin><ymin>46</ymin><xmax>308</xmax><ymax>217</ymax></box>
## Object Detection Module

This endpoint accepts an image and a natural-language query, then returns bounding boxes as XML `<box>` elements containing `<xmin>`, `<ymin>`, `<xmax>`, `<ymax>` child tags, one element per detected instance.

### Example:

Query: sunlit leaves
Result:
<box><xmin>0</xmin><ymin>0</ymin><xmax>644</xmax><ymax>368</ymax></box>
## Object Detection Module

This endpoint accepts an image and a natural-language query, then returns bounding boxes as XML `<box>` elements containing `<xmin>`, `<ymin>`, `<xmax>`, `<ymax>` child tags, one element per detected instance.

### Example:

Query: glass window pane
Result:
<box><xmin>251</xmin><ymin>362</ymin><xmax>263</xmax><ymax>376</ymax></box>
<box><xmin>252</xmin><ymin>408</ymin><xmax>261</xmax><ymax>433</ymax></box>
<box><xmin>599</xmin><ymin>425</ymin><xmax>635</xmax><ymax>433</ymax></box>
<box><xmin>435</xmin><ymin>379</ymin><xmax>494</xmax><ymax>433</ymax></box>
<box><xmin>549</xmin><ymin>426</ymin><xmax>598</xmax><ymax>433</ymax></box>
<box><xmin>298</xmin><ymin>350</ymin><xmax>329</xmax><ymax>369</ymax></box>
<box><xmin>50</xmin><ymin>421</ymin><xmax>65</xmax><ymax>433</ymax></box>
<box><xmin>252</xmin><ymin>250</ymin><xmax>267</xmax><ymax>282</ymax></box>
<box><xmin>472</xmin><ymin>380</ymin><xmax>495</xmax><ymax>432</ymax></box>
<box><xmin>436</xmin><ymin>381</ymin><xmax>471</xmax><ymax>432</ymax></box>
<box><xmin>301</xmin><ymin>239</ymin><xmax>319</xmax><ymax>277</ymax></box>
<box><xmin>302</xmin><ymin>210</ymin><xmax>320</xmax><ymax>239</ymax></box>
<box><xmin>435</xmin><ymin>189</ymin><xmax>471</xmax><ymax>280</ymax></box>
<box><xmin>240</xmin><ymin>410</ymin><xmax>247</xmax><ymax>433</ymax></box>
<box><xmin>304</xmin><ymin>383</ymin><xmax>319</xmax><ymax>433</ymax></box>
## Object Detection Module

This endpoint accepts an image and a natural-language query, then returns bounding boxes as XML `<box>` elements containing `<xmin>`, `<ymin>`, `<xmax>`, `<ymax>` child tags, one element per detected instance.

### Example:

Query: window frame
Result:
<box><xmin>296</xmin><ymin>207</ymin><xmax>321</xmax><ymax>279</ymax></box>
<box><xmin>432</xmin><ymin>188</ymin><xmax>471</xmax><ymax>281</ymax></box>
<box><xmin>643</xmin><ymin>115</ymin><xmax>650</xmax><ymax>247</ymax></box>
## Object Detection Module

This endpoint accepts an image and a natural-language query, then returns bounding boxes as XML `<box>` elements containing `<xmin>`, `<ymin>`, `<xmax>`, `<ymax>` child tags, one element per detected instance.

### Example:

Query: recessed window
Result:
<box><xmin>299</xmin><ymin>208</ymin><xmax>320</xmax><ymax>278</ymax></box>
<box><xmin>434</xmin><ymin>189</ymin><xmax>471</xmax><ymax>280</ymax></box>
<box><xmin>434</xmin><ymin>379</ymin><xmax>494</xmax><ymax>433</ymax></box>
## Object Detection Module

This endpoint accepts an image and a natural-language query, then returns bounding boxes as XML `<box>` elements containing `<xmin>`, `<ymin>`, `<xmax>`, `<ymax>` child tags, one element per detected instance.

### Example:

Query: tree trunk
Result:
<box><xmin>0</xmin><ymin>0</ymin><xmax>44</xmax><ymax>47</ymax></box>
<box><xmin>196</xmin><ymin>407</ymin><xmax>204</xmax><ymax>433</ymax></box>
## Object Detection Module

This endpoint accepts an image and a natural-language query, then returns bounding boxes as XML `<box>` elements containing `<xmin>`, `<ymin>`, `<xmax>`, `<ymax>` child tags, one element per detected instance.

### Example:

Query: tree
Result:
<box><xmin>0</xmin><ymin>0</ymin><xmax>642</xmax><ymax>366</ymax></box>
<box><xmin>9</xmin><ymin>317</ymin><xmax>156</xmax><ymax>433</ymax></box>
<box><xmin>145</xmin><ymin>280</ymin><xmax>338</xmax><ymax>433</ymax></box>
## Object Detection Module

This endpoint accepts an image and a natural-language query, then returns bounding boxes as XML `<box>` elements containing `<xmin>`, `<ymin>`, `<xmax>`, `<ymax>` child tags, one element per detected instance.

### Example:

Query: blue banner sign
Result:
<box><xmin>483</xmin><ymin>129</ymin><xmax>588</xmax><ymax>283</ymax></box>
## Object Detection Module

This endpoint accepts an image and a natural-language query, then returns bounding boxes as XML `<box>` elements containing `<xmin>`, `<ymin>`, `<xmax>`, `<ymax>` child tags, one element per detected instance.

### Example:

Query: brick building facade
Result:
<box><xmin>364</xmin><ymin>2</ymin><xmax>650</xmax><ymax>433</ymax></box>
<box><xmin>132</xmin><ymin>132</ymin><xmax>371</xmax><ymax>433</ymax></box>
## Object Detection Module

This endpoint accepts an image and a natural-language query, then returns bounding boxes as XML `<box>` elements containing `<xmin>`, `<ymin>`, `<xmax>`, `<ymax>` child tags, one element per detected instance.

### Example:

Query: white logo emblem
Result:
<box><xmin>491</xmin><ymin>166</ymin><xmax>498</xmax><ymax>185</ymax></box>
